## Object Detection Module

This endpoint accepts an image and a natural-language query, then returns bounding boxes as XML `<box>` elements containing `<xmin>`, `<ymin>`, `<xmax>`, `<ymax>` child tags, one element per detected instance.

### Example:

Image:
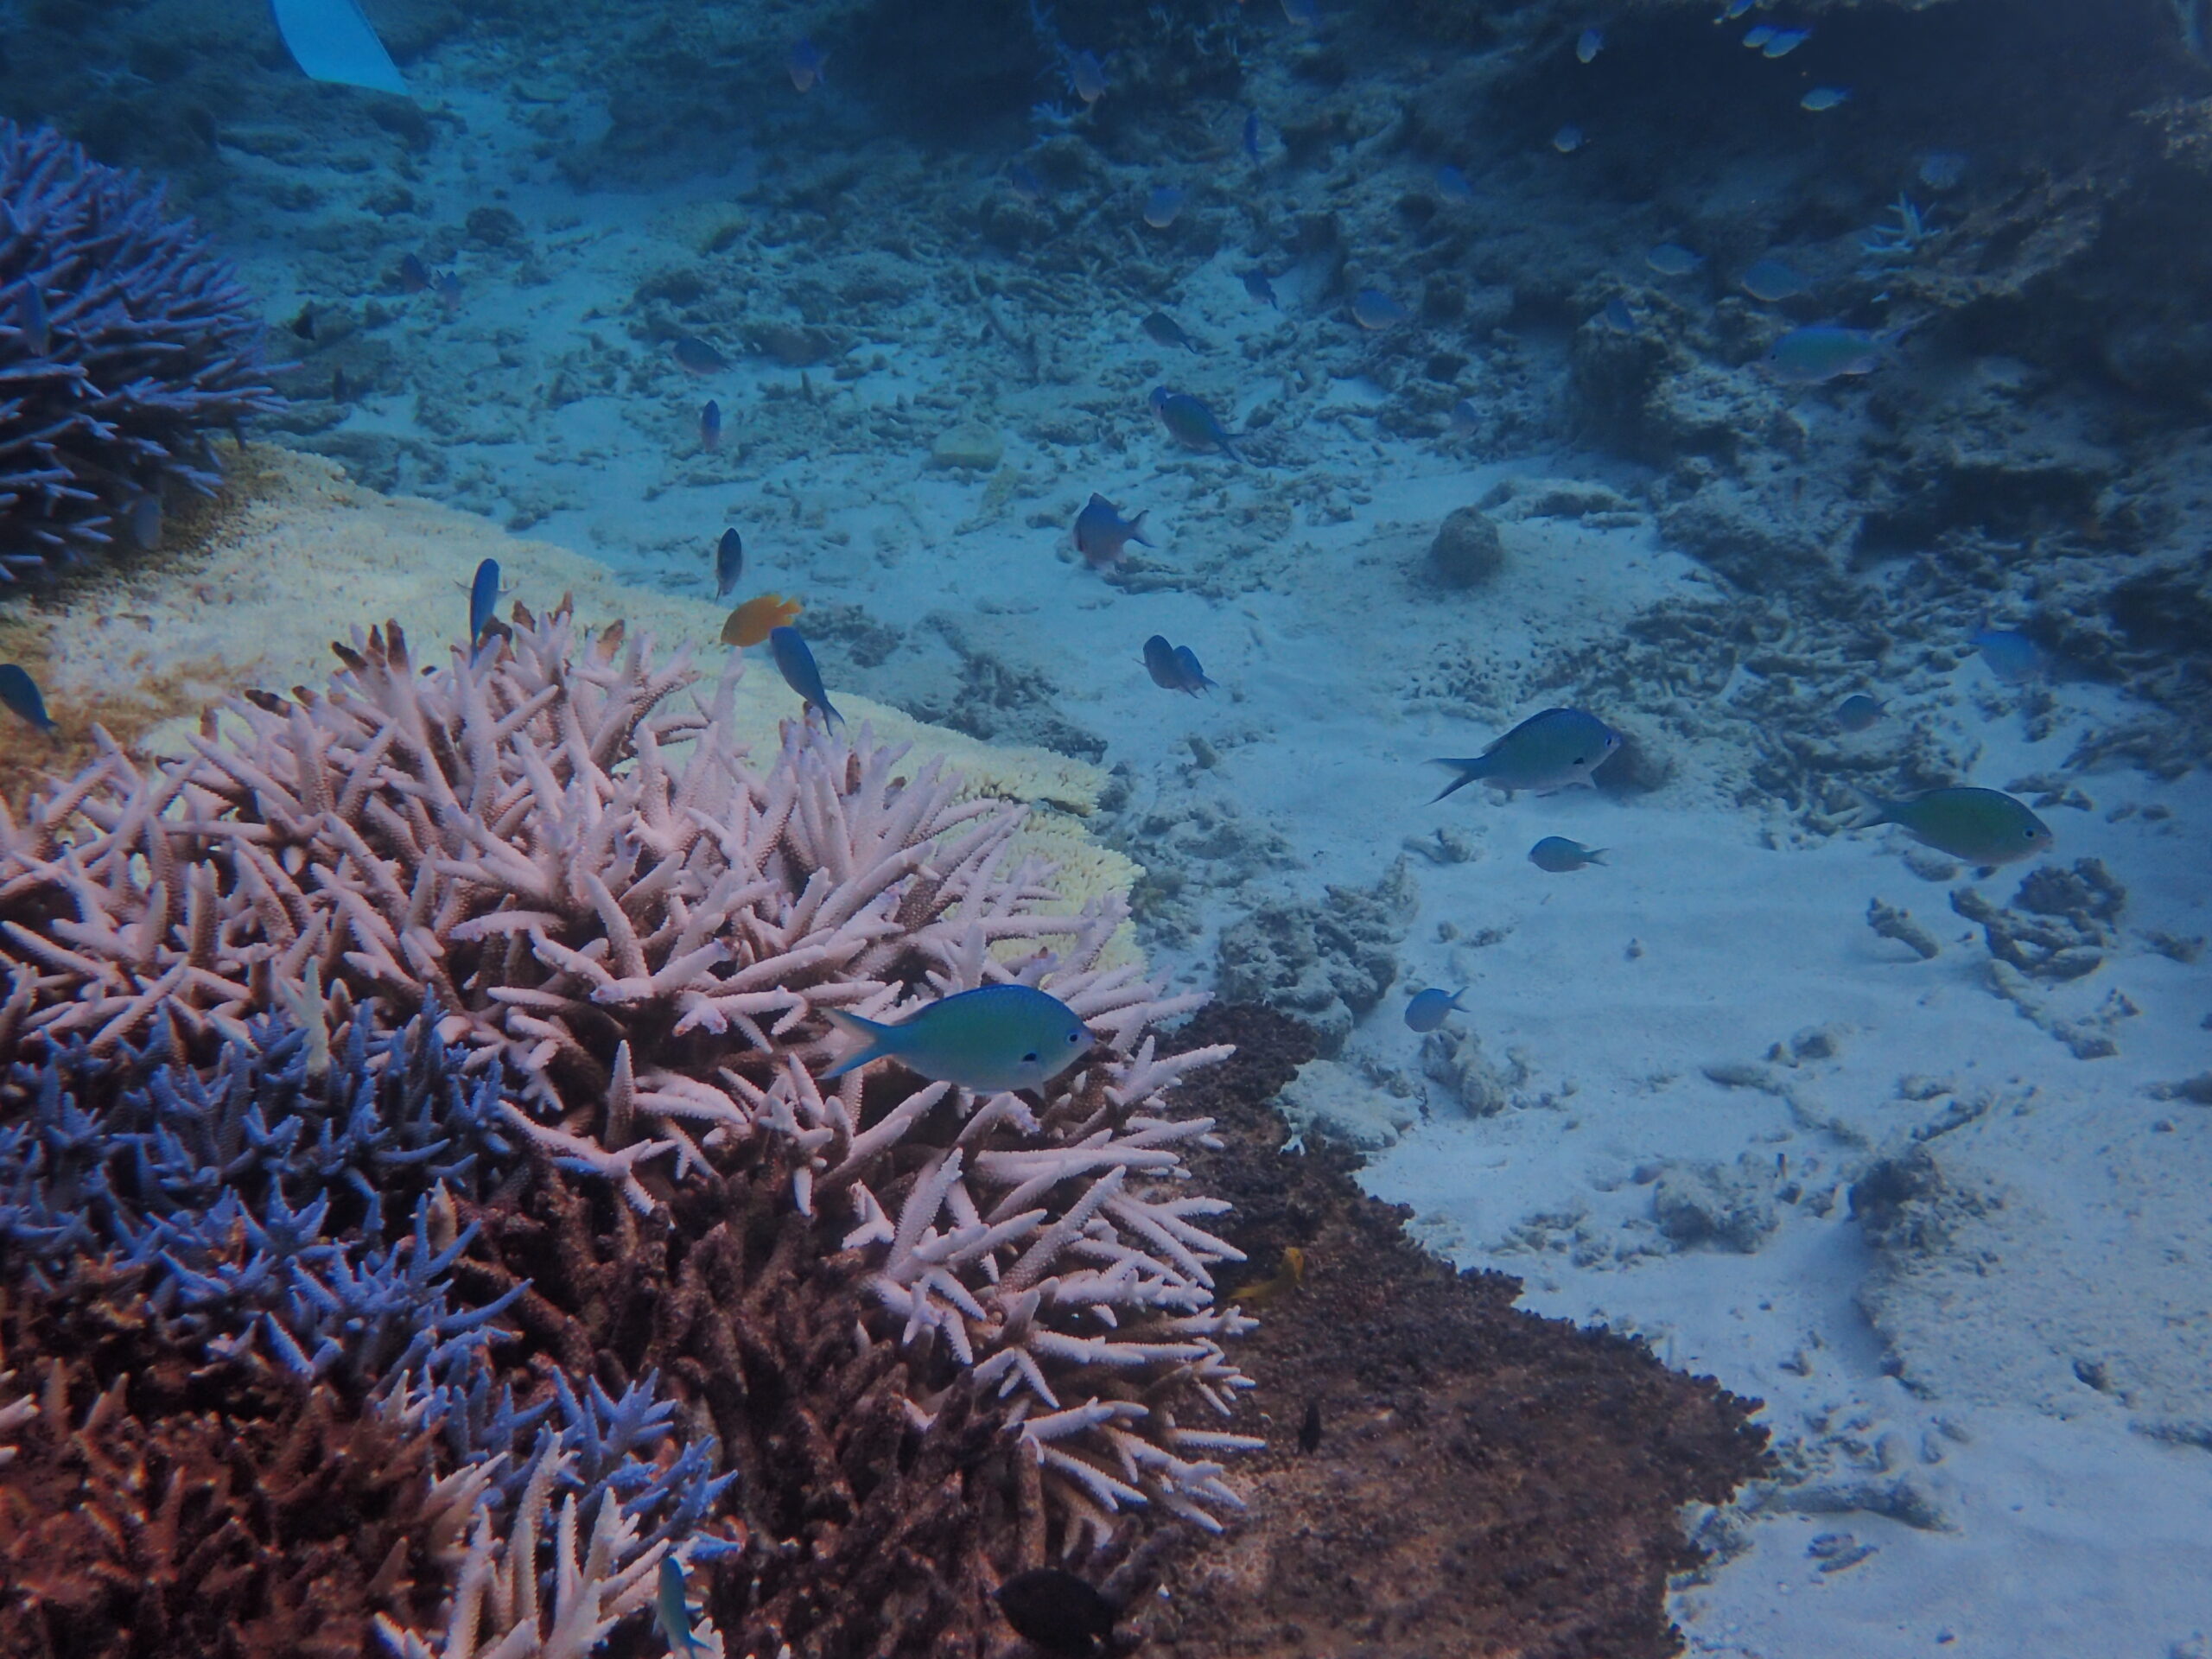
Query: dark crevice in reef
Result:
<box><xmin>1147</xmin><ymin>1005</ymin><xmax>1773</xmax><ymax>1659</ymax></box>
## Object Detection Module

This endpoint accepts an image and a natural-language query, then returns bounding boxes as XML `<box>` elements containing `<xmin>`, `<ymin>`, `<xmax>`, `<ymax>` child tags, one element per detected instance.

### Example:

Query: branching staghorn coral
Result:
<box><xmin>0</xmin><ymin>597</ymin><xmax>1255</xmax><ymax>1649</ymax></box>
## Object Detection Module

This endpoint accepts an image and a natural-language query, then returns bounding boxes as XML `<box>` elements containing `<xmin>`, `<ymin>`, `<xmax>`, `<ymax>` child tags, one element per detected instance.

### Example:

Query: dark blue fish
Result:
<box><xmin>1149</xmin><ymin>387</ymin><xmax>1243</xmax><ymax>461</ymax></box>
<box><xmin>1404</xmin><ymin>987</ymin><xmax>1466</xmax><ymax>1032</ymax></box>
<box><xmin>700</xmin><ymin>399</ymin><xmax>721</xmax><ymax>451</ymax></box>
<box><xmin>0</xmin><ymin>664</ymin><xmax>56</xmax><ymax>735</ymax></box>
<box><xmin>1834</xmin><ymin>692</ymin><xmax>1885</xmax><ymax>733</ymax></box>
<box><xmin>1243</xmin><ymin>111</ymin><xmax>1262</xmax><ymax>163</ymax></box>
<box><xmin>1435</xmin><ymin>164</ymin><xmax>1478</xmax><ymax>205</ymax></box>
<box><xmin>1242</xmin><ymin>269</ymin><xmax>1278</xmax><ymax>308</ymax></box>
<box><xmin>13</xmin><ymin>282</ymin><xmax>49</xmax><ymax>355</ymax></box>
<box><xmin>673</xmin><ymin>336</ymin><xmax>728</xmax><ymax>376</ymax></box>
<box><xmin>769</xmin><ymin>625</ymin><xmax>843</xmax><ymax>727</ymax></box>
<box><xmin>469</xmin><ymin>558</ymin><xmax>500</xmax><ymax>643</ymax></box>
<box><xmin>1074</xmin><ymin>494</ymin><xmax>1152</xmax><ymax>567</ymax></box>
<box><xmin>1141</xmin><ymin>634</ymin><xmax>1185</xmax><ymax>691</ymax></box>
<box><xmin>715</xmin><ymin>528</ymin><xmax>744</xmax><ymax>600</ymax></box>
<box><xmin>1141</xmin><ymin>311</ymin><xmax>1205</xmax><ymax>353</ymax></box>
<box><xmin>788</xmin><ymin>35</ymin><xmax>829</xmax><ymax>92</ymax></box>
<box><xmin>435</xmin><ymin>270</ymin><xmax>462</xmax><ymax>316</ymax></box>
<box><xmin>398</xmin><ymin>252</ymin><xmax>430</xmax><ymax>292</ymax></box>
<box><xmin>1173</xmin><ymin>644</ymin><xmax>1217</xmax><ymax>694</ymax></box>
<box><xmin>1008</xmin><ymin>162</ymin><xmax>1046</xmax><ymax>203</ymax></box>
<box><xmin>656</xmin><ymin>1557</ymin><xmax>709</xmax><ymax>1658</ymax></box>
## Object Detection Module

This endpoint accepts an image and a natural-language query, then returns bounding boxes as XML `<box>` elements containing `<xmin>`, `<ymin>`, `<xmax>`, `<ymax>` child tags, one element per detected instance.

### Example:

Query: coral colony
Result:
<box><xmin>0</xmin><ymin>599</ymin><xmax>1253</xmax><ymax>1656</ymax></box>
<box><xmin>0</xmin><ymin>120</ymin><xmax>279</xmax><ymax>579</ymax></box>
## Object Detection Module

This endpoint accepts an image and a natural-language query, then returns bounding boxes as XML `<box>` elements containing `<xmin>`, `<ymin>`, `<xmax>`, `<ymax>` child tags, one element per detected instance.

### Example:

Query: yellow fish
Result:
<box><xmin>721</xmin><ymin>594</ymin><xmax>803</xmax><ymax>648</ymax></box>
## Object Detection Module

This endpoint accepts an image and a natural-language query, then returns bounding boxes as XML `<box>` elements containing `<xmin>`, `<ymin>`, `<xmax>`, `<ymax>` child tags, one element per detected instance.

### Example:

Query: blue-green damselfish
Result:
<box><xmin>1856</xmin><ymin>786</ymin><xmax>2054</xmax><ymax>866</ymax></box>
<box><xmin>655</xmin><ymin>1556</ymin><xmax>709</xmax><ymax>1659</ymax></box>
<box><xmin>1432</xmin><ymin>708</ymin><xmax>1622</xmax><ymax>800</ymax></box>
<box><xmin>822</xmin><ymin>983</ymin><xmax>1093</xmax><ymax>1093</ymax></box>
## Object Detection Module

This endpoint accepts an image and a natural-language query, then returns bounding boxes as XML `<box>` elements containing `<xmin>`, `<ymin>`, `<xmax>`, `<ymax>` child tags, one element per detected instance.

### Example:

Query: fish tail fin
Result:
<box><xmin>820</xmin><ymin>1007</ymin><xmax>890</xmax><ymax>1077</ymax></box>
<box><xmin>1844</xmin><ymin>788</ymin><xmax>1893</xmax><ymax>831</ymax></box>
<box><xmin>1131</xmin><ymin>512</ymin><xmax>1154</xmax><ymax>547</ymax></box>
<box><xmin>1586</xmin><ymin>849</ymin><xmax>1610</xmax><ymax>865</ymax></box>
<box><xmin>1429</xmin><ymin>758</ymin><xmax>1487</xmax><ymax>803</ymax></box>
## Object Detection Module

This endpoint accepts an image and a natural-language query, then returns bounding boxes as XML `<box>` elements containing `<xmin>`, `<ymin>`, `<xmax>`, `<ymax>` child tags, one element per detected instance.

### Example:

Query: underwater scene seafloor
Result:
<box><xmin>0</xmin><ymin>0</ymin><xmax>2209</xmax><ymax>1653</ymax></box>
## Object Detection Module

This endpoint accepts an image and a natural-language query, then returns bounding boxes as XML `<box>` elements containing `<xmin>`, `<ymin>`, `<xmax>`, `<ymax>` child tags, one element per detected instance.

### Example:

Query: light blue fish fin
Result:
<box><xmin>1428</xmin><ymin>757</ymin><xmax>1491</xmax><ymax>803</ymax></box>
<box><xmin>271</xmin><ymin>0</ymin><xmax>410</xmax><ymax>96</ymax></box>
<box><xmin>819</xmin><ymin>1007</ymin><xmax>893</xmax><ymax>1078</ymax></box>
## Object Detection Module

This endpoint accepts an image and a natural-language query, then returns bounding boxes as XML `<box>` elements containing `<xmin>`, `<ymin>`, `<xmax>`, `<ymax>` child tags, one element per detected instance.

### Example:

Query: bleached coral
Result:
<box><xmin>0</xmin><ymin>596</ymin><xmax>1256</xmax><ymax>1555</ymax></box>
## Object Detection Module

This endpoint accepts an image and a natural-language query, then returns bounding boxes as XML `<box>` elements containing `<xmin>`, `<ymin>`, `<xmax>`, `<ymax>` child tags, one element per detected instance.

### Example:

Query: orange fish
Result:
<box><xmin>721</xmin><ymin>594</ymin><xmax>803</xmax><ymax>648</ymax></box>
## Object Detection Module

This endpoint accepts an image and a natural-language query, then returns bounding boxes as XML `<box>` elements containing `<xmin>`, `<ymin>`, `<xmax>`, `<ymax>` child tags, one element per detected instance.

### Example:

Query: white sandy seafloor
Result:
<box><xmin>207</xmin><ymin>43</ymin><xmax>2212</xmax><ymax>1659</ymax></box>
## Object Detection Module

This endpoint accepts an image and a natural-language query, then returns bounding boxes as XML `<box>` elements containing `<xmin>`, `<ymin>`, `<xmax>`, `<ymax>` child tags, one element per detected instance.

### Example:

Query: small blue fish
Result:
<box><xmin>1918</xmin><ymin>149</ymin><xmax>1967</xmax><ymax>190</ymax></box>
<box><xmin>1800</xmin><ymin>86</ymin><xmax>1849</xmax><ymax>111</ymax></box>
<box><xmin>1449</xmin><ymin>397</ymin><xmax>1479</xmax><ymax>431</ymax></box>
<box><xmin>1646</xmin><ymin>243</ymin><xmax>1704</xmax><ymax>276</ymax></box>
<box><xmin>1553</xmin><ymin>124</ymin><xmax>1586</xmax><ymax>154</ymax></box>
<box><xmin>13</xmin><ymin>282</ymin><xmax>49</xmax><ymax>355</ymax></box>
<box><xmin>468</xmin><ymin>558</ymin><xmax>501</xmax><ymax>644</ymax></box>
<box><xmin>673</xmin><ymin>336</ymin><xmax>728</xmax><ymax>376</ymax></box>
<box><xmin>1433</xmin><ymin>708</ymin><xmax>1622</xmax><ymax>800</ymax></box>
<box><xmin>1173</xmin><ymin>644</ymin><xmax>1217</xmax><ymax>694</ymax></box>
<box><xmin>1717</xmin><ymin>0</ymin><xmax>1754</xmax><ymax>16</ymax></box>
<box><xmin>1739</xmin><ymin>257</ymin><xmax>1807</xmax><ymax>302</ymax></box>
<box><xmin>1149</xmin><ymin>387</ymin><xmax>1243</xmax><ymax>461</ymax></box>
<box><xmin>398</xmin><ymin>252</ymin><xmax>431</xmax><ymax>293</ymax></box>
<box><xmin>1435</xmin><ymin>164</ymin><xmax>1478</xmax><ymax>205</ymax></box>
<box><xmin>1762</xmin><ymin>27</ymin><xmax>1809</xmax><ymax>56</ymax></box>
<box><xmin>769</xmin><ymin>626</ymin><xmax>843</xmax><ymax>727</ymax></box>
<box><xmin>1075</xmin><ymin>494</ymin><xmax>1152</xmax><ymax>567</ymax></box>
<box><xmin>715</xmin><ymin>528</ymin><xmax>745</xmax><ymax>600</ymax></box>
<box><xmin>1834</xmin><ymin>692</ymin><xmax>1885</xmax><ymax>733</ymax></box>
<box><xmin>1142</xmin><ymin>311</ymin><xmax>1204</xmax><ymax>353</ymax></box>
<box><xmin>656</xmin><ymin>1557</ymin><xmax>709</xmax><ymax>1659</ymax></box>
<box><xmin>1766</xmin><ymin>323</ymin><xmax>1891</xmax><ymax>384</ymax></box>
<box><xmin>1141</xmin><ymin>634</ymin><xmax>1213</xmax><ymax>695</ymax></box>
<box><xmin>1281</xmin><ymin>0</ymin><xmax>1322</xmax><ymax>29</ymax></box>
<box><xmin>1143</xmin><ymin>186</ymin><xmax>1186</xmax><ymax>229</ymax></box>
<box><xmin>1529</xmin><ymin>836</ymin><xmax>1606</xmax><ymax>873</ymax></box>
<box><xmin>787</xmin><ymin>36</ymin><xmax>828</xmax><ymax>92</ymax></box>
<box><xmin>1351</xmin><ymin>289</ymin><xmax>1408</xmax><ymax>330</ymax></box>
<box><xmin>1599</xmin><ymin>296</ymin><xmax>1637</xmax><ymax>335</ymax></box>
<box><xmin>700</xmin><ymin>399</ymin><xmax>721</xmax><ymax>452</ymax></box>
<box><xmin>1404</xmin><ymin>987</ymin><xmax>1467</xmax><ymax>1033</ymax></box>
<box><xmin>0</xmin><ymin>664</ymin><xmax>57</xmax><ymax>735</ymax></box>
<box><xmin>1242</xmin><ymin>269</ymin><xmax>1279</xmax><ymax>308</ymax></box>
<box><xmin>1742</xmin><ymin>23</ymin><xmax>1776</xmax><ymax>48</ymax></box>
<box><xmin>1008</xmin><ymin>162</ymin><xmax>1046</xmax><ymax>203</ymax></box>
<box><xmin>823</xmin><ymin>983</ymin><xmax>1092</xmax><ymax>1092</ymax></box>
<box><xmin>1576</xmin><ymin>26</ymin><xmax>1603</xmax><ymax>61</ymax></box>
<box><xmin>435</xmin><ymin>270</ymin><xmax>462</xmax><ymax>317</ymax></box>
<box><xmin>1243</xmin><ymin>111</ymin><xmax>1262</xmax><ymax>163</ymax></box>
<box><xmin>1969</xmin><ymin>627</ymin><xmax>2044</xmax><ymax>685</ymax></box>
<box><xmin>126</xmin><ymin>495</ymin><xmax>162</xmax><ymax>551</ymax></box>
<box><xmin>1069</xmin><ymin>48</ymin><xmax>1107</xmax><ymax>103</ymax></box>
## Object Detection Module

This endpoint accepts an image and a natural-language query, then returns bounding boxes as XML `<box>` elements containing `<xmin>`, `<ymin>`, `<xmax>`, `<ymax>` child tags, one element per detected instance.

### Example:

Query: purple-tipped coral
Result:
<box><xmin>0</xmin><ymin>597</ymin><xmax>1255</xmax><ymax>1653</ymax></box>
<box><xmin>0</xmin><ymin>120</ymin><xmax>281</xmax><ymax>578</ymax></box>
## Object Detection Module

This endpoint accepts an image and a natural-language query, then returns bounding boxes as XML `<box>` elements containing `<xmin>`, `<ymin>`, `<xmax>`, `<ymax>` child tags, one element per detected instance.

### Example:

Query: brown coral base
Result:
<box><xmin>1143</xmin><ymin>1007</ymin><xmax>1771</xmax><ymax>1659</ymax></box>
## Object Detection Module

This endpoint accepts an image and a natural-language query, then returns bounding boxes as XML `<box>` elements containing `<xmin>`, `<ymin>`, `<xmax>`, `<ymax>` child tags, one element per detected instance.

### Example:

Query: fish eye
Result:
<box><xmin>1067</xmin><ymin>1030</ymin><xmax>1084</xmax><ymax>1044</ymax></box>
<box><xmin>1023</xmin><ymin>1050</ymin><xmax>1039</xmax><ymax>1064</ymax></box>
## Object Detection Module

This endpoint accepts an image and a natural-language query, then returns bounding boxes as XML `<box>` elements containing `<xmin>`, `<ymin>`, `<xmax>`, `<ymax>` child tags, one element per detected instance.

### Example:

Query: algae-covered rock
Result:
<box><xmin>1428</xmin><ymin>505</ymin><xmax>1505</xmax><ymax>588</ymax></box>
<box><xmin>1217</xmin><ymin>857</ymin><xmax>1418</xmax><ymax>1056</ymax></box>
<box><xmin>931</xmin><ymin>424</ymin><xmax>1005</xmax><ymax>470</ymax></box>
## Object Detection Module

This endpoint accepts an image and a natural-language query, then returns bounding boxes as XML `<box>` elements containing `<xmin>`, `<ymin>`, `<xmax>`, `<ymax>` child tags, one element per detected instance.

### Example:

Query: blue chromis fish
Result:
<box><xmin>1432</xmin><ymin>708</ymin><xmax>1622</xmax><ymax>800</ymax></box>
<box><xmin>1434</xmin><ymin>164</ymin><xmax>1478</xmax><ymax>204</ymax></box>
<box><xmin>1855</xmin><ymin>786</ymin><xmax>2054</xmax><ymax>867</ymax></box>
<box><xmin>656</xmin><ymin>1557</ymin><xmax>709</xmax><ymax>1659</ymax></box>
<box><xmin>1529</xmin><ymin>836</ymin><xmax>1606</xmax><ymax>873</ymax></box>
<box><xmin>673</xmin><ymin>336</ymin><xmax>729</xmax><ymax>376</ymax></box>
<box><xmin>1739</xmin><ymin>257</ymin><xmax>1807</xmax><ymax>302</ymax></box>
<box><xmin>468</xmin><ymin>558</ymin><xmax>501</xmax><ymax>644</ymax></box>
<box><xmin>1242</xmin><ymin>269</ymin><xmax>1279</xmax><ymax>307</ymax></box>
<box><xmin>1143</xmin><ymin>186</ymin><xmax>1186</xmax><ymax>229</ymax></box>
<box><xmin>715</xmin><ymin>527</ymin><xmax>745</xmax><ymax>600</ymax></box>
<box><xmin>787</xmin><ymin>35</ymin><xmax>828</xmax><ymax>92</ymax></box>
<box><xmin>1742</xmin><ymin>23</ymin><xmax>1776</xmax><ymax>47</ymax></box>
<box><xmin>1765</xmin><ymin>323</ymin><xmax>1891</xmax><ymax>384</ymax></box>
<box><xmin>397</xmin><ymin>251</ymin><xmax>431</xmax><ymax>292</ymax></box>
<box><xmin>1599</xmin><ymin>296</ymin><xmax>1638</xmax><ymax>335</ymax></box>
<box><xmin>1243</xmin><ymin>111</ymin><xmax>1262</xmax><ymax>162</ymax></box>
<box><xmin>1149</xmin><ymin>387</ymin><xmax>1243</xmax><ymax>461</ymax></box>
<box><xmin>1716</xmin><ymin>0</ymin><xmax>1754</xmax><ymax>16</ymax></box>
<box><xmin>1074</xmin><ymin>494</ymin><xmax>1152</xmax><ymax>567</ymax></box>
<box><xmin>1141</xmin><ymin>311</ymin><xmax>1204</xmax><ymax>353</ymax></box>
<box><xmin>1069</xmin><ymin>48</ymin><xmax>1107</xmax><ymax>103</ymax></box>
<box><xmin>1800</xmin><ymin>86</ymin><xmax>1849</xmax><ymax>111</ymax></box>
<box><xmin>768</xmin><ymin>626</ymin><xmax>843</xmax><ymax>727</ymax></box>
<box><xmin>1008</xmin><ymin>162</ymin><xmax>1046</xmax><ymax>203</ymax></box>
<box><xmin>700</xmin><ymin>399</ymin><xmax>721</xmax><ymax>451</ymax></box>
<box><xmin>1403</xmin><ymin>987</ymin><xmax>1467</xmax><ymax>1033</ymax></box>
<box><xmin>1141</xmin><ymin>634</ymin><xmax>1215</xmax><ymax>695</ymax></box>
<box><xmin>1351</xmin><ymin>289</ymin><xmax>1408</xmax><ymax>330</ymax></box>
<box><xmin>1646</xmin><ymin>243</ymin><xmax>1704</xmax><ymax>276</ymax></box>
<box><xmin>1970</xmin><ymin>627</ymin><xmax>2044</xmax><ymax>684</ymax></box>
<box><xmin>1762</xmin><ymin>27</ymin><xmax>1810</xmax><ymax>55</ymax></box>
<box><xmin>1576</xmin><ymin>27</ymin><xmax>1603</xmax><ymax>61</ymax></box>
<box><xmin>13</xmin><ymin>282</ymin><xmax>49</xmax><ymax>355</ymax></box>
<box><xmin>1834</xmin><ymin>692</ymin><xmax>1885</xmax><ymax>732</ymax></box>
<box><xmin>823</xmin><ymin>983</ymin><xmax>1091</xmax><ymax>1092</ymax></box>
<box><xmin>0</xmin><ymin>664</ymin><xmax>57</xmax><ymax>735</ymax></box>
<box><xmin>1449</xmin><ymin>397</ymin><xmax>1479</xmax><ymax>430</ymax></box>
<box><xmin>1552</xmin><ymin>124</ymin><xmax>1586</xmax><ymax>154</ymax></box>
